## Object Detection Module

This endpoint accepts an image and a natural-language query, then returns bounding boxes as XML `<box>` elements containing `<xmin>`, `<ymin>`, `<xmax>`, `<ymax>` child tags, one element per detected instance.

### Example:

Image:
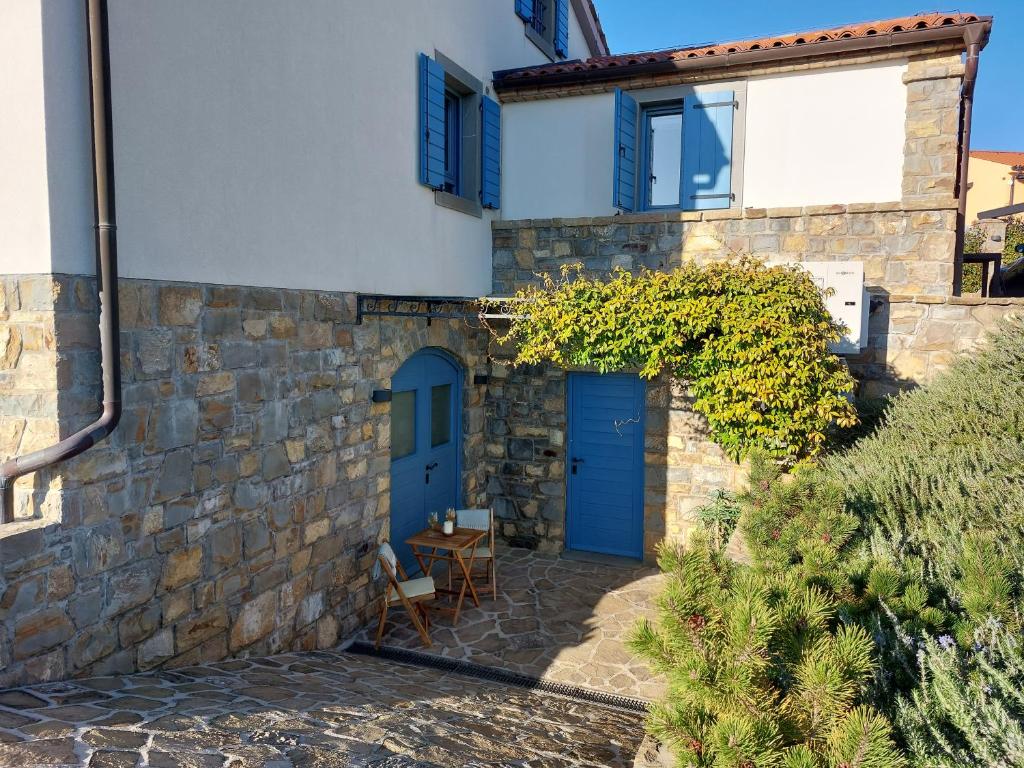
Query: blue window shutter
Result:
<box><xmin>418</xmin><ymin>53</ymin><xmax>446</xmax><ymax>190</ymax></box>
<box><xmin>515</xmin><ymin>0</ymin><xmax>533</xmax><ymax>22</ymax></box>
<box><xmin>555</xmin><ymin>0</ymin><xmax>570</xmax><ymax>57</ymax></box>
<box><xmin>480</xmin><ymin>96</ymin><xmax>502</xmax><ymax>209</ymax></box>
<box><xmin>613</xmin><ymin>89</ymin><xmax>639</xmax><ymax>212</ymax></box>
<box><xmin>682</xmin><ymin>91</ymin><xmax>735</xmax><ymax>210</ymax></box>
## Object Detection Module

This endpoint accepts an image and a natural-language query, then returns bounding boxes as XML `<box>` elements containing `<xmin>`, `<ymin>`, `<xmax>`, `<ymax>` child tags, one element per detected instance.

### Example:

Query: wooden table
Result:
<box><xmin>405</xmin><ymin>527</ymin><xmax>486</xmax><ymax>625</ymax></box>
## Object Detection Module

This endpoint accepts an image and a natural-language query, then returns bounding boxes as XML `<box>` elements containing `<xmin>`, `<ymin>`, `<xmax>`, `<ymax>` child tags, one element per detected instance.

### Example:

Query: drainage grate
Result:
<box><xmin>346</xmin><ymin>641</ymin><xmax>650</xmax><ymax>714</ymax></box>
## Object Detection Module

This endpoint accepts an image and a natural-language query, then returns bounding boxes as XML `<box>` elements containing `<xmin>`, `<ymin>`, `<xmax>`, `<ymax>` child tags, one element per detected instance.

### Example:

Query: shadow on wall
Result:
<box><xmin>847</xmin><ymin>289</ymin><xmax>925</xmax><ymax>399</ymax></box>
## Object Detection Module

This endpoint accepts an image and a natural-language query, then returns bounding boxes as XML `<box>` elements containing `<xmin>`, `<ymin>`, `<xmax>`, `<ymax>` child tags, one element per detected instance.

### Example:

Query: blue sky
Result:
<box><xmin>592</xmin><ymin>2</ymin><xmax>1022</xmax><ymax>150</ymax></box>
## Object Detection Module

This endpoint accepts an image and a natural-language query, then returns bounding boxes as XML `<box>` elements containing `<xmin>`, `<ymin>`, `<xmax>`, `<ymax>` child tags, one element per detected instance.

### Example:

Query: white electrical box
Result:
<box><xmin>797</xmin><ymin>261</ymin><xmax>868</xmax><ymax>355</ymax></box>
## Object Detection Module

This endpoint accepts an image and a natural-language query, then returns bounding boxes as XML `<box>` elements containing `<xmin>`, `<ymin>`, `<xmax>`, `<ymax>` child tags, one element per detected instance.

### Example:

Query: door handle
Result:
<box><xmin>425</xmin><ymin>461</ymin><xmax>438</xmax><ymax>471</ymax></box>
<box><xmin>571</xmin><ymin>457</ymin><xmax>584</xmax><ymax>475</ymax></box>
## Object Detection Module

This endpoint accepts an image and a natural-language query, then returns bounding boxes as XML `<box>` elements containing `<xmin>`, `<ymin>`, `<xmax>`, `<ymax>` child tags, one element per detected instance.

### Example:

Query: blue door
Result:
<box><xmin>566</xmin><ymin>373</ymin><xmax>645</xmax><ymax>559</ymax></box>
<box><xmin>390</xmin><ymin>349</ymin><xmax>462</xmax><ymax>571</ymax></box>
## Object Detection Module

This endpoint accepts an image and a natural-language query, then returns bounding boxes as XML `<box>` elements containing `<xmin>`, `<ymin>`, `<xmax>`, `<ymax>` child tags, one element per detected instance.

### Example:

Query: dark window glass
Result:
<box><xmin>530</xmin><ymin>0</ymin><xmax>548</xmax><ymax>37</ymax></box>
<box><xmin>430</xmin><ymin>384</ymin><xmax>452</xmax><ymax>447</ymax></box>
<box><xmin>391</xmin><ymin>390</ymin><xmax>416</xmax><ymax>459</ymax></box>
<box><xmin>443</xmin><ymin>90</ymin><xmax>461</xmax><ymax>195</ymax></box>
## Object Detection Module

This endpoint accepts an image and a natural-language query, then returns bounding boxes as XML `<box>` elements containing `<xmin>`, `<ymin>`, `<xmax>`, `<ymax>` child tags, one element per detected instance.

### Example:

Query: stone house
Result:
<box><xmin>0</xmin><ymin>2</ymin><xmax>1018</xmax><ymax>686</ymax></box>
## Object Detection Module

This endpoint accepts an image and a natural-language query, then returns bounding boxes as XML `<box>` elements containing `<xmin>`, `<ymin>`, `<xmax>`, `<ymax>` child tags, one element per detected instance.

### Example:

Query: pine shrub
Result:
<box><xmin>629</xmin><ymin>537</ymin><xmax>906</xmax><ymax>767</ymax></box>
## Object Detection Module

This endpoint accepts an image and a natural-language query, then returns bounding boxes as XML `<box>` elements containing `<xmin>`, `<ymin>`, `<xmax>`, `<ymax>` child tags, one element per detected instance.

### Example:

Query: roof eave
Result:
<box><xmin>494</xmin><ymin>17</ymin><xmax>992</xmax><ymax>93</ymax></box>
<box><xmin>571</xmin><ymin>0</ymin><xmax>610</xmax><ymax>56</ymax></box>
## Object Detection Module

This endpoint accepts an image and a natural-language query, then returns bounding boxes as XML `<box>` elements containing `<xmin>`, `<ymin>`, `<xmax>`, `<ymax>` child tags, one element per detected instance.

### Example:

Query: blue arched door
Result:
<box><xmin>389</xmin><ymin>349</ymin><xmax>462</xmax><ymax>571</ymax></box>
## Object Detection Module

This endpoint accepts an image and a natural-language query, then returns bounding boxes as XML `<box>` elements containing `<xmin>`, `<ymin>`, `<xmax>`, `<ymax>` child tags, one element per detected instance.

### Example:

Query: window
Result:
<box><xmin>614</xmin><ymin>88</ymin><xmax>738</xmax><ymax>213</ymax></box>
<box><xmin>418</xmin><ymin>52</ymin><xmax>502</xmax><ymax>214</ymax></box>
<box><xmin>644</xmin><ymin>107</ymin><xmax>683</xmax><ymax>209</ymax></box>
<box><xmin>529</xmin><ymin>0</ymin><xmax>549</xmax><ymax>38</ymax></box>
<box><xmin>430</xmin><ymin>384</ymin><xmax>452</xmax><ymax>447</ymax></box>
<box><xmin>516</xmin><ymin>0</ymin><xmax>568</xmax><ymax>60</ymax></box>
<box><xmin>391</xmin><ymin>390</ymin><xmax>416</xmax><ymax>459</ymax></box>
<box><xmin>443</xmin><ymin>89</ymin><xmax>461</xmax><ymax>195</ymax></box>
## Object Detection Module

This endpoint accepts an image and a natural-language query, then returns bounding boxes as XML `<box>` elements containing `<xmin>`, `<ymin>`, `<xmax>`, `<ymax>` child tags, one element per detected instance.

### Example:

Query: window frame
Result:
<box><xmin>390</xmin><ymin>390</ymin><xmax>417</xmax><ymax>460</ymax></box>
<box><xmin>629</xmin><ymin>82</ymin><xmax>747</xmax><ymax>214</ymax></box>
<box><xmin>443</xmin><ymin>88</ymin><xmax>462</xmax><ymax>196</ymax></box>
<box><xmin>522</xmin><ymin>0</ymin><xmax>560</xmax><ymax>62</ymax></box>
<box><xmin>432</xmin><ymin>51</ymin><xmax>483</xmax><ymax>218</ymax></box>
<box><xmin>639</xmin><ymin>102</ymin><xmax>685</xmax><ymax>212</ymax></box>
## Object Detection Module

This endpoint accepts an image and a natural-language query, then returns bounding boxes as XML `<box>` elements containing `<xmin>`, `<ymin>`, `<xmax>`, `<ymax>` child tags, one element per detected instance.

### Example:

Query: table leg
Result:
<box><xmin>452</xmin><ymin>547</ymin><xmax>481</xmax><ymax>612</ymax></box>
<box><xmin>465</xmin><ymin>547</ymin><xmax>481</xmax><ymax>607</ymax></box>
<box><xmin>412</xmin><ymin>546</ymin><xmax>442</xmax><ymax>581</ymax></box>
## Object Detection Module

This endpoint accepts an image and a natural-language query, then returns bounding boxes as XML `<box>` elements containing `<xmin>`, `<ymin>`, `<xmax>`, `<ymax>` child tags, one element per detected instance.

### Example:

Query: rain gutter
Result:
<box><xmin>0</xmin><ymin>0</ymin><xmax>121</xmax><ymax>522</ymax></box>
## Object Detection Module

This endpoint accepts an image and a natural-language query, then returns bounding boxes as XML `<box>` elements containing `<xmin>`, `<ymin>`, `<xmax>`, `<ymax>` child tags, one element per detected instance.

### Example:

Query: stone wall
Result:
<box><xmin>492</xmin><ymin>202</ymin><xmax>958</xmax><ymax>297</ymax></box>
<box><xmin>488</xmin><ymin>206</ymin><xmax>1024</xmax><ymax>556</ymax></box>
<box><xmin>488</xmin><ymin>210</ymin><xmax>1024</xmax><ymax>557</ymax></box>
<box><xmin>0</xmin><ymin>276</ymin><xmax>100</xmax><ymax>525</ymax></box>
<box><xmin>0</xmin><ymin>274</ymin><xmax>488</xmax><ymax>686</ymax></box>
<box><xmin>855</xmin><ymin>293</ymin><xmax>1024</xmax><ymax>396</ymax></box>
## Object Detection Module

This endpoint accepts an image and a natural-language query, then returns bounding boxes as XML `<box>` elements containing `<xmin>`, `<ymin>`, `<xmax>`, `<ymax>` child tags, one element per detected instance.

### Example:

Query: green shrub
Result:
<box><xmin>824</xmin><ymin>318</ymin><xmax>1024</xmax><ymax>589</ymax></box>
<box><xmin>489</xmin><ymin>258</ymin><xmax>857</xmax><ymax>462</ymax></box>
<box><xmin>629</xmin><ymin>538</ymin><xmax>906</xmax><ymax>767</ymax></box>
<box><xmin>962</xmin><ymin>225</ymin><xmax>986</xmax><ymax>294</ymax></box>
<box><xmin>963</xmin><ymin>217</ymin><xmax>1024</xmax><ymax>294</ymax></box>
<box><xmin>897</xmin><ymin>625</ymin><xmax>1024</xmax><ymax>767</ymax></box>
<box><xmin>1004</xmin><ymin>216</ymin><xmax>1024</xmax><ymax>266</ymax></box>
<box><xmin>738</xmin><ymin>455</ymin><xmax>944</xmax><ymax>638</ymax></box>
<box><xmin>695</xmin><ymin>490</ymin><xmax>740</xmax><ymax>551</ymax></box>
<box><xmin>821</xmin><ymin>319</ymin><xmax>1024</xmax><ymax>762</ymax></box>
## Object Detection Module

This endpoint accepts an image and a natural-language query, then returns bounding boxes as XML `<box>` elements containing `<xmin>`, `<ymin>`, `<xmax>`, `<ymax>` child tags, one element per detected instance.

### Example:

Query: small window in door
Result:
<box><xmin>430</xmin><ymin>384</ymin><xmax>452</xmax><ymax>447</ymax></box>
<box><xmin>391</xmin><ymin>390</ymin><xmax>416</xmax><ymax>459</ymax></box>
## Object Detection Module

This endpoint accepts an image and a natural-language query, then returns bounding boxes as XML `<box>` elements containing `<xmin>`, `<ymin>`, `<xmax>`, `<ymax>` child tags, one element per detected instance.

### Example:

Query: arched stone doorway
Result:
<box><xmin>389</xmin><ymin>347</ymin><xmax>463</xmax><ymax>570</ymax></box>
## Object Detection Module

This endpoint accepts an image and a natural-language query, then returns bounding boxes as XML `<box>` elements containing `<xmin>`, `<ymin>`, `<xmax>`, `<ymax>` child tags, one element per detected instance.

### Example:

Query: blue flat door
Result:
<box><xmin>390</xmin><ymin>350</ymin><xmax>461</xmax><ymax>571</ymax></box>
<box><xmin>566</xmin><ymin>373</ymin><xmax>645</xmax><ymax>559</ymax></box>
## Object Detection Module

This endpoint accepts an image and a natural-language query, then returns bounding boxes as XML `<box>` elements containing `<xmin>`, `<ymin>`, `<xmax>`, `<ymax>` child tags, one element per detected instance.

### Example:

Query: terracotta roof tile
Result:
<box><xmin>971</xmin><ymin>150</ymin><xmax>1024</xmax><ymax>167</ymax></box>
<box><xmin>496</xmin><ymin>11</ymin><xmax>985</xmax><ymax>83</ymax></box>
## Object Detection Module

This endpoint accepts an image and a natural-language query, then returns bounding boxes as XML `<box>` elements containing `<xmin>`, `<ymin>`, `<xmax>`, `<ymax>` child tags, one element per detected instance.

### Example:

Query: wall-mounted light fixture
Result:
<box><xmin>371</xmin><ymin>389</ymin><xmax>392</xmax><ymax>403</ymax></box>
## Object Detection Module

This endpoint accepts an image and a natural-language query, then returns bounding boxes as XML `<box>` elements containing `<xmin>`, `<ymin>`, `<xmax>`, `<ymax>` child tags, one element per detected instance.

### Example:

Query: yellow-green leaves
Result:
<box><xmin>491</xmin><ymin>258</ymin><xmax>858</xmax><ymax>462</ymax></box>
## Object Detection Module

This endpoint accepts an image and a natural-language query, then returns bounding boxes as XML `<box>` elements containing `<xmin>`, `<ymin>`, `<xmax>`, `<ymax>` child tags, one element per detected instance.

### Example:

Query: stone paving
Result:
<box><xmin>360</xmin><ymin>548</ymin><xmax>667</xmax><ymax>701</ymax></box>
<box><xmin>0</xmin><ymin>649</ymin><xmax>645</xmax><ymax>767</ymax></box>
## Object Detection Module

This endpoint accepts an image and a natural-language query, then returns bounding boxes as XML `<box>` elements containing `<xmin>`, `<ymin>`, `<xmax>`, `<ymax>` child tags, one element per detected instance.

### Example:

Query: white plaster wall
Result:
<box><xmin>4</xmin><ymin>0</ymin><xmax>593</xmax><ymax>295</ymax></box>
<box><xmin>1</xmin><ymin>0</ymin><xmax>53</xmax><ymax>274</ymax></box>
<box><xmin>503</xmin><ymin>93</ymin><xmax>617</xmax><ymax>220</ymax></box>
<box><xmin>501</xmin><ymin>61</ymin><xmax>909</xmax><ymax>221</ymax></box>
<box><xmin>743</xmin><ymin>63</ymin><xmax>907</xmax><ymax>209</ymax></box>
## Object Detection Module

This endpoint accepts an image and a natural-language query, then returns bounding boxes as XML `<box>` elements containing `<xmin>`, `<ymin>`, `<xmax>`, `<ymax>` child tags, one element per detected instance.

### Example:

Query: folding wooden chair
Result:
<box><xmin>373</xmin><ymin>542</ymin><xmax>435</xmax><ymax>649</ymax></box>
<box><xmin>452</xmin><ymin>508</ymin><xmax>498</xmax><ymax>600</ymax></box>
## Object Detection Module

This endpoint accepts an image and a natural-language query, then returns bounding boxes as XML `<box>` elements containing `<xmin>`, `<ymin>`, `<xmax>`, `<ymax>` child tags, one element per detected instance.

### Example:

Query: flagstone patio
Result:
<box><xmin>0</xmin><ymin>649</ymin><xmax>645</xmax><ymax>767</ymax></box>
<box><xmin>361</xmin><ymin>547</ymin><xmax>667</xmax><ymax>702</ymax></box>
<box><xmin>0</xmin><ymin>547</ymin><xmax>666</xmax><ymax>766</ymax></box>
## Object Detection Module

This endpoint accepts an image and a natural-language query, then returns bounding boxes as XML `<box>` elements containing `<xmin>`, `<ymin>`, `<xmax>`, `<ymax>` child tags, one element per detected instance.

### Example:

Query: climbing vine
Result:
<box><xmin>487</xmin><ymin>258</ymin><xmax>858</xmax><ymax>462</ymax></box>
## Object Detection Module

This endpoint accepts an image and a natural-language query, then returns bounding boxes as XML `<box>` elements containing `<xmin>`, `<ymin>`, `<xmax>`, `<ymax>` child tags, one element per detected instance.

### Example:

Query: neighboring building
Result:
<box><xmin>1</xmin><ymin>4</ymin><xmax>1021</xmax><ymax>686</ymax></box>
<box><xmin>967</xmin><ymin>150</ymin><xmax>1024</xmax><ymax>223</ymax></box>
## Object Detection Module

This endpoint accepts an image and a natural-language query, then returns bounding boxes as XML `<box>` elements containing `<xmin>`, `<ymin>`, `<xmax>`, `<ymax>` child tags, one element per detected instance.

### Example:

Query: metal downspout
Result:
<box><xmin>953</xmin><ymin>31</ymin><xmax>986</xmax><ymax>296</ymax></box>
<box><xmin>0</xmin><ymin>0</ymin><xmax>121</xmax><ymax>522</ymax></box>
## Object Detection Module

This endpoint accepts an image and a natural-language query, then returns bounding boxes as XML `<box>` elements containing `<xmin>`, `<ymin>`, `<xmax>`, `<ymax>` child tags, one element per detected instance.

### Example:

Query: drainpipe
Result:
<box><xmin>953</xmin><ymin>28</ymin><xmax>987</xmax><ymax>296</ymax></box>
<box><xmin>0</xmin><ymin>0</ymin><xmax>121</xmax><ymax>523</ymax></box>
